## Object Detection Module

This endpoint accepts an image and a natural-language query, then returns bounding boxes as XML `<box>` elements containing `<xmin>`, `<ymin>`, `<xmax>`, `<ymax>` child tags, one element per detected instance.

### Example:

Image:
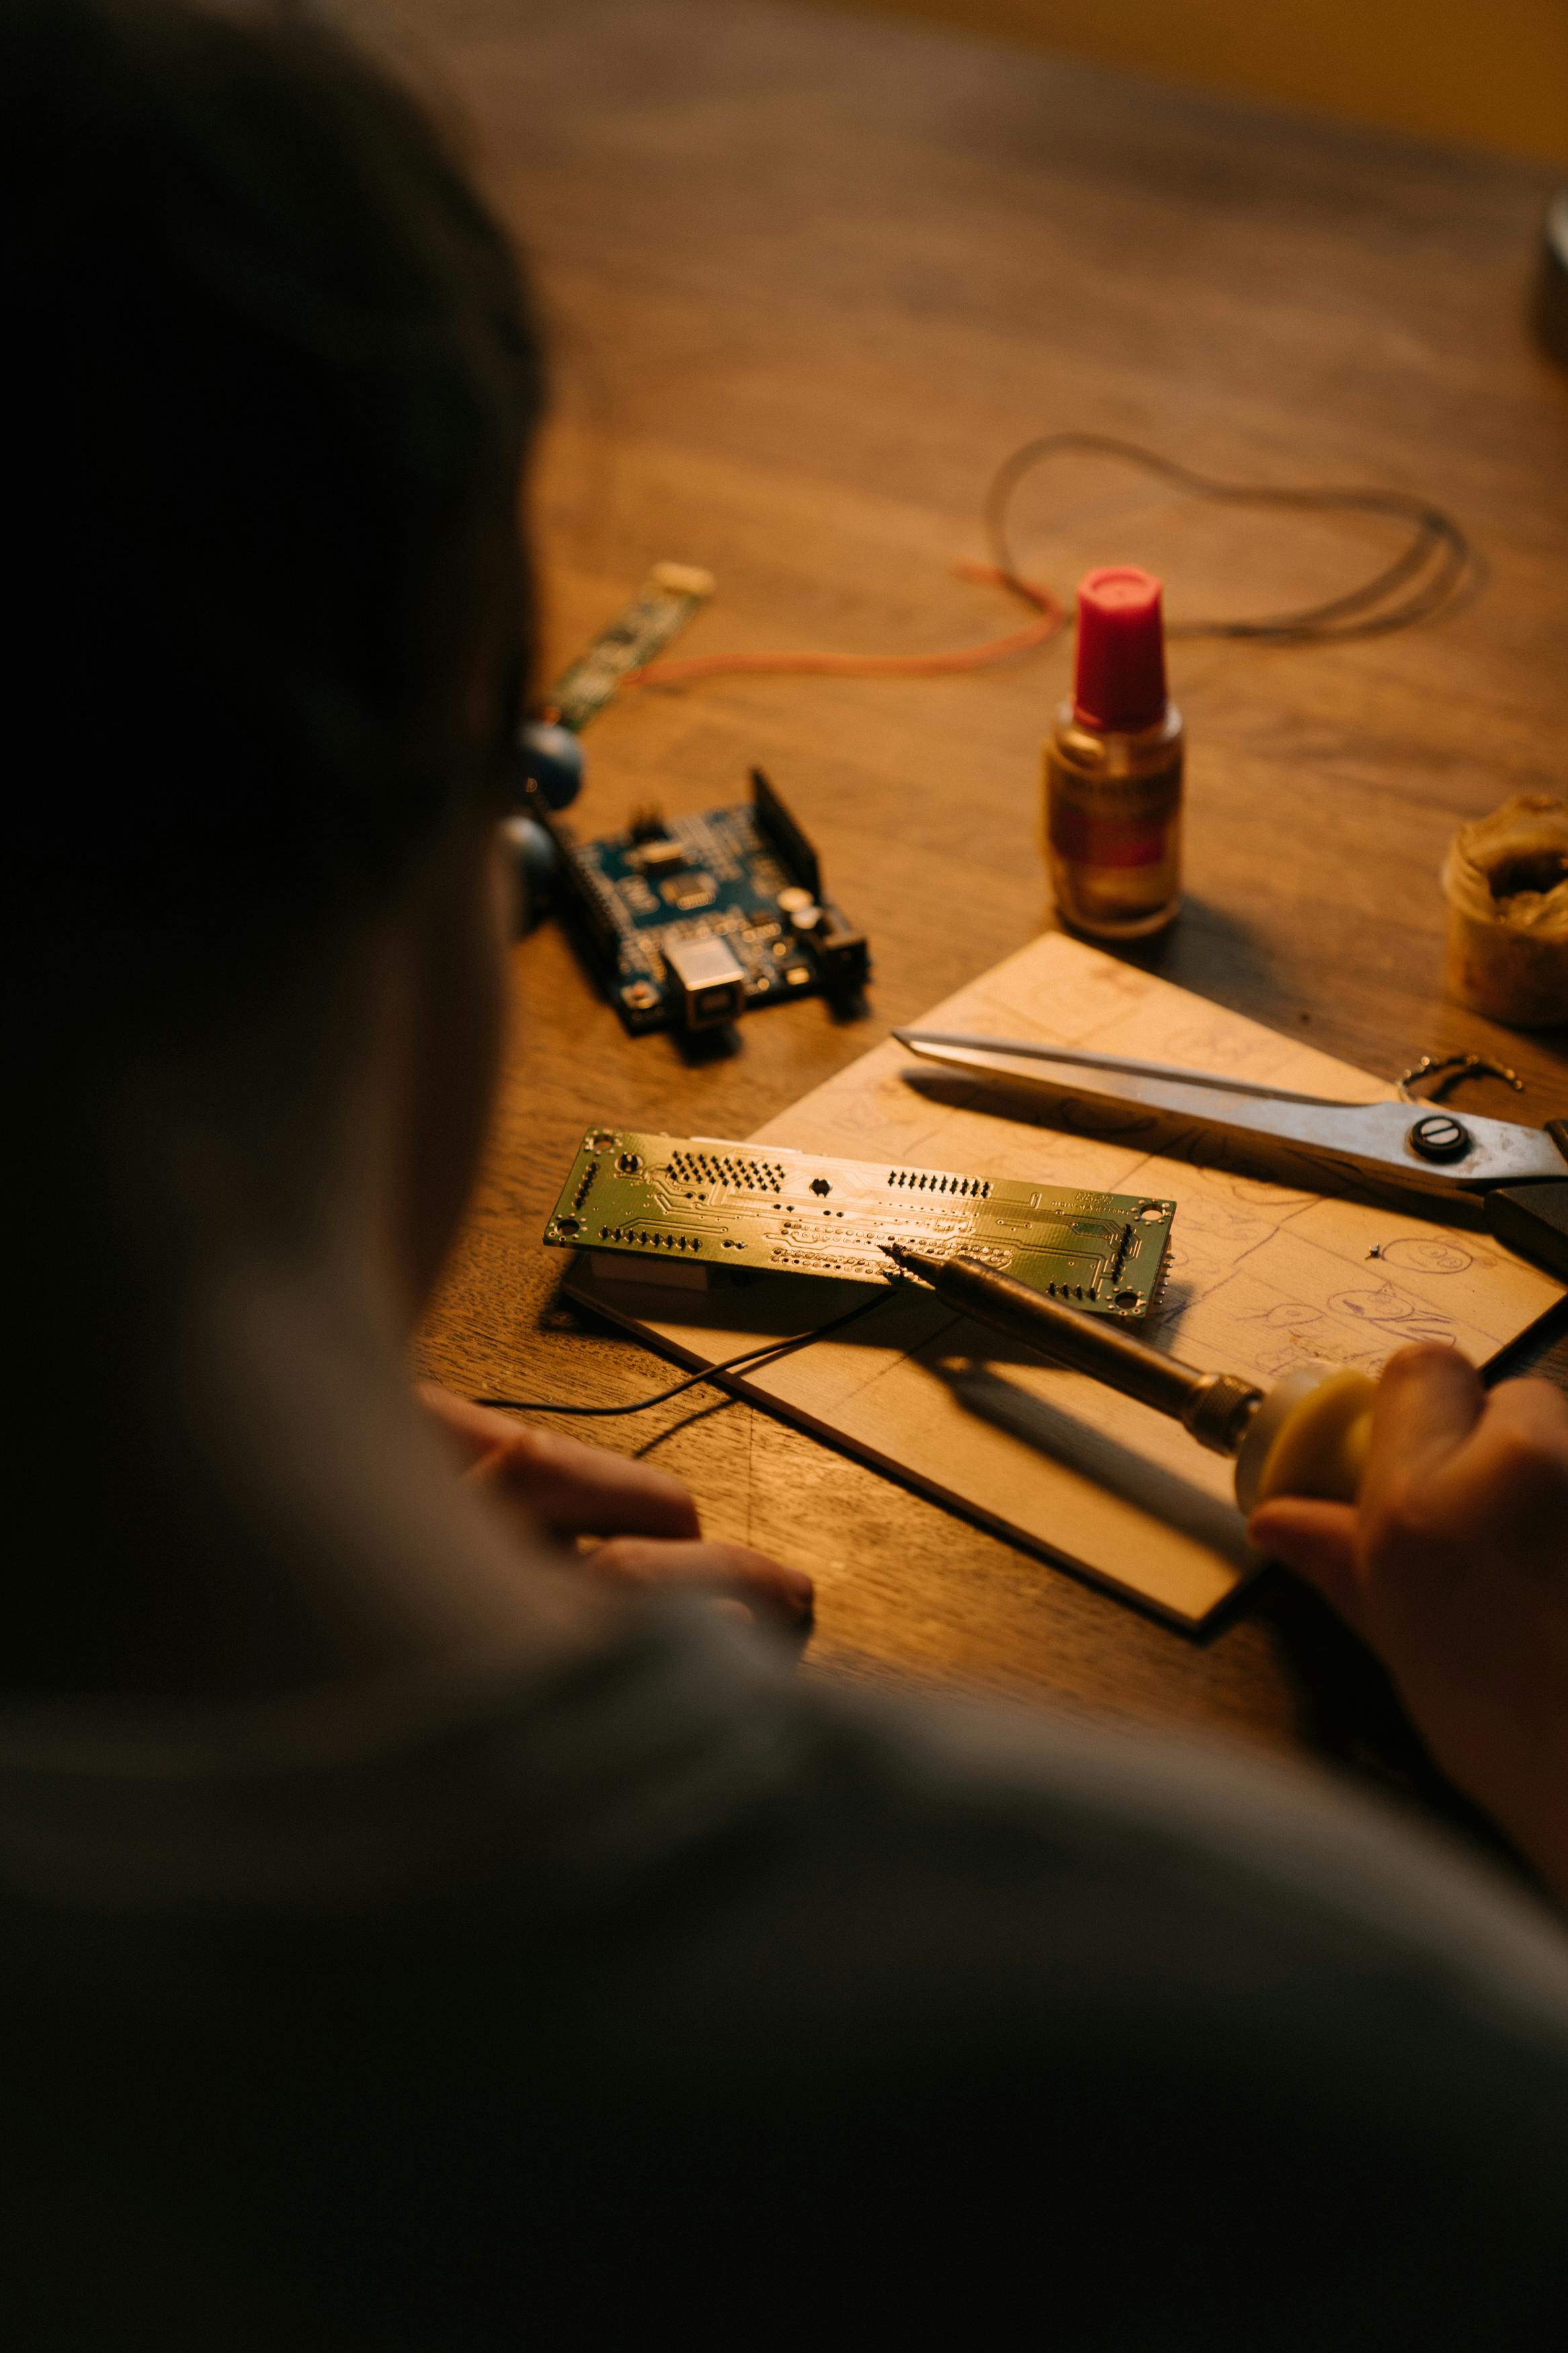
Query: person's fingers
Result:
<box><xmin>1247</xmin><ymin>1498</ymin><xmax>1366</xmax><ymax>1633</ymax></box>
<box><xmin>415</xmin><ymin>1381</ymin><xmax>519</xmax><ymax>1470</ymax></box>
<box><xmin>465</xmin><ymin>1423</ymin><xmax>703</xmax><ymax>1542</ymax></box>
<box><xmin>1357</xmin><ymin>1343</ymin><xmax>1485</xmax><ymax>1536</ymax></box>
<box><xmin>586</xmin><ymin>1536</ymin><xmax>814</xmax><ymax>1630</ymax></box>
<box><xmin>1462</xmin><ymin>1373</ymin><xmax>1568</xmax><ymax>1458</ymax></box>
<box><xmin>417</xmin><ymin>1388</ymin><xmax>702</xmax><ymax>1540</ymax></box>
<box><xmin>1442</xmin><ymin>1378</ymin><xmax>1568</xmax><ymax>1553</ymax></box>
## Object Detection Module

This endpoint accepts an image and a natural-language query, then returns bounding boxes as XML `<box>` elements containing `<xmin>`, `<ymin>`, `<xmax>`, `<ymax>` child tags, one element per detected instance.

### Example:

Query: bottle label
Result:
<box><xmin>1048</xmin><ymin>800</ymin><xmax>1171</xmax><ymax>868</ymax></box>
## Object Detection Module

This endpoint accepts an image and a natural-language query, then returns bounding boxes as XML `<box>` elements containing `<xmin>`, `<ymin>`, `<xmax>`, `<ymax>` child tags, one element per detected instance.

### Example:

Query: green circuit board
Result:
<box><xmin>544</xmin><ymin>1129</ymin><xmax>1175</xmax><ymax>1317</ymax></box>
<box><xmin>543</xmin><ymin>563</ymin><xmax>714</xmax><ymax>732</ymax></box>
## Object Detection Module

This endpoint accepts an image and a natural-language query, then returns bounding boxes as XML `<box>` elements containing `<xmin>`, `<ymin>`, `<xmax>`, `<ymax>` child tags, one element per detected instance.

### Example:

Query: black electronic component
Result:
<box><xmin>633</xmin><ymin>838</ymin><xmax>688</xmax><ymax>875</ymax></box>
<box><xmin>751</xmin><ymin>764</ymin><xmax>821</xmax><ymax>898</ymax></box>
<box><xmin>807</xmin><ymin>904</ymin><xmax>870</xmax><ymax>996</ymax></box>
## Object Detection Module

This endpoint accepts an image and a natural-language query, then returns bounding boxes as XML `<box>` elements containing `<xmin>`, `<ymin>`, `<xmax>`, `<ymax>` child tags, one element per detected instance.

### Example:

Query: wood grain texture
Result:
<box><xmin>400</xmin><ymin>0</ymin><xmax>1568</xmax><ymax>1797</ymax></box>
<box><xmin>813</xmin><ymin>0</ymin><xmax>1568</xmax><ymax>166</ymax></box>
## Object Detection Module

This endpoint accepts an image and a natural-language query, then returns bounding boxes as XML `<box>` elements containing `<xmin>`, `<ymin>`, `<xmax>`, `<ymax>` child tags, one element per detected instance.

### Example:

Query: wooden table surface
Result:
<box><xmin>409</xmin><ymin>0</ymin><xmax>1568</xmax><ymax>1808</ymax></box>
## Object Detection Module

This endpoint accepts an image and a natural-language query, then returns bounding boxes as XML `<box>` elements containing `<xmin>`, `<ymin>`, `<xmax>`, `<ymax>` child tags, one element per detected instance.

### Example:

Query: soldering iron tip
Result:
<box><xmin>880</xmin><ymin>1240</ymin><xmax>942</xmax><ymax>1283</ymax></box>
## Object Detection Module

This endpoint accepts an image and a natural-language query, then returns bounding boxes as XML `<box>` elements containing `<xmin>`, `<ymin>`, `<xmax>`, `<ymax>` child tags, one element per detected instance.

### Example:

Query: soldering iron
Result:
<box><xmin>883</xmin><ymin>1244</ymin><xmax>1376</xmax><ymax>1512</ymax></box>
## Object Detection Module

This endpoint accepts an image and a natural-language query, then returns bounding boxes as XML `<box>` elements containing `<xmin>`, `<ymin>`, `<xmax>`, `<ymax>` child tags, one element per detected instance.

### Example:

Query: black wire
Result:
<box><xmin>983</xmin><ymin>432</ymin><xmax>1477</xmax><ymax>645</ymax></box>
<box><xmin>472</xmin><ymin>1285</ymin><xmax>894</xmax><ymax>1419</ymax></box>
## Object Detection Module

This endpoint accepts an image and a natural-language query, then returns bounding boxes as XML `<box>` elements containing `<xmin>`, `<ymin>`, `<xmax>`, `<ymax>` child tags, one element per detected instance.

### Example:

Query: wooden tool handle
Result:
<box><xmin>1234</xmin><ymin>1367</ymin><xmax>1376</xmax><ymax>1513</ymax></box>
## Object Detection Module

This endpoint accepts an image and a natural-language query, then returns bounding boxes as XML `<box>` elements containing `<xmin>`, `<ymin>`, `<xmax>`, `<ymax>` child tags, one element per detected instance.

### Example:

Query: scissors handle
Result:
<box><xmin>1487</xmin><ymin>1176</ymin><xmax>1568</xmax><ymax>1282</ymax></box>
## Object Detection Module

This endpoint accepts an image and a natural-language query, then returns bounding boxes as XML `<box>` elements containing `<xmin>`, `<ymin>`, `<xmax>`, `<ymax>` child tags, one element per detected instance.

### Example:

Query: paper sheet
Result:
<box><xmin>569</xmin><ymin>932</ymin><xmax>1562</xmax><ymax>1628</ymax></box>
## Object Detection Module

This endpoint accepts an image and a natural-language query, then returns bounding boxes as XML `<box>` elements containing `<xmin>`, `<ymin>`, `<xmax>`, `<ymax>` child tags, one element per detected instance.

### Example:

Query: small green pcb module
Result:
<box><xmin>545</xmin><ymin>1129</ymin><xmax>1174</xmax><ymax>1318</ymax></box>
<box><xmin>543</xmin><ymin>563</ymin><xmax>714</xmax><ymax>733</ymax></box>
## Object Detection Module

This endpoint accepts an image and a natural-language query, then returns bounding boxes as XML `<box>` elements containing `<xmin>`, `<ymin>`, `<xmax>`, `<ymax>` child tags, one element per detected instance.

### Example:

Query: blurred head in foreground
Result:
<box><xmin>3</xmin><ymin>0</ymin><xmax>543</xmax><ymax>1314</ymax></box>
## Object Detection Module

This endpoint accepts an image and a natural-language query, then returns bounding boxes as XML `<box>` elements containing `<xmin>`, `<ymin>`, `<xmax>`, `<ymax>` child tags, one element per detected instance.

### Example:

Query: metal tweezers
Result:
<box><xmin>893</xmin><ymin>1029</ymin><xmax>1568</xmax><ymax>1282</ymax></box>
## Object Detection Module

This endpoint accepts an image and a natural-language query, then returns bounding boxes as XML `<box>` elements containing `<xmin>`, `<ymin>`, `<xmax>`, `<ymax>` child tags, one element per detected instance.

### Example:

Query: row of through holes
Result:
<box><xmin>597</xmin><ymin>1228</ymin><xmax>702</xmax><ymax>1250</ymax></box>
<box><xmin>887</xmin><ymin>1170</ymin><xmax>991</xmax><ymax>1197</ymax></box>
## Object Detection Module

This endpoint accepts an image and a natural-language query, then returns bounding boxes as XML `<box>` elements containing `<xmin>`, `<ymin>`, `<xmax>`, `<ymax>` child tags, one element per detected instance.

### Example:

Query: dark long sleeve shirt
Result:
<box><xmin>1</xmin><ymin>1600</ymin><xmax>1565</xmax><ymax>2349</ymax></box>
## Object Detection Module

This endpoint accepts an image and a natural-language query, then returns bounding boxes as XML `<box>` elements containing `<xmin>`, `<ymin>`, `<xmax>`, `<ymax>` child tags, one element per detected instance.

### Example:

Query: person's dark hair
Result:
<box><xmin>1</xmin><ymin>0</ymin><xmax>543</xmax><ymax>944</ymax></box>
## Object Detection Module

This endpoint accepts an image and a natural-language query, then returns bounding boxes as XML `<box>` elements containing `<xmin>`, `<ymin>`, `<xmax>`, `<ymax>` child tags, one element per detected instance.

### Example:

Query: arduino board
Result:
<box><xmin>545</xmin><ymin>1129</ymin><xmax>1174</xmax><ymax>1317</ymax></box>
<box><xmin>535</xmin><ymin>768</ymin><xmax>868</xmax><ymax>1035</ymax></box>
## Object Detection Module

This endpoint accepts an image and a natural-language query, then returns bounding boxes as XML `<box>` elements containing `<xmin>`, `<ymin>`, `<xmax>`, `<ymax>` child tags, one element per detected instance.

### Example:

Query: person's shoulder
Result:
<box><xmin>505</xmin><ymin>1599</ymin><xmax>1568</xmax><ymax>2106</ymax></box>
<box><xmin>505</xmin><ymin>1607</ymin><xmax>1568</xmax><ymax>2346</ymax></box>
<box><xmin>630</xmin><ymin>1603</ymin><xmax>1568</xmax><ymax>2021</ymax></box>
<box><xmin>5</xmin><ymin>1598</ymin><xmax>1565</xmax><ymax>2350</ymax></box>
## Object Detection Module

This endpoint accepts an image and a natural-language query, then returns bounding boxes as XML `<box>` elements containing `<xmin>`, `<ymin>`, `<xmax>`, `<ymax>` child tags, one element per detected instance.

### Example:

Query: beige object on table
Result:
<box><xmin>1442</xmin><ymin>796</ymin><xmax>1568</xmax><ymax>1029</ymax></box>
<box><xmin>569</xmin><ymin>930</ymin><xmax>1563</xmax><ymax>1632</ymax></box>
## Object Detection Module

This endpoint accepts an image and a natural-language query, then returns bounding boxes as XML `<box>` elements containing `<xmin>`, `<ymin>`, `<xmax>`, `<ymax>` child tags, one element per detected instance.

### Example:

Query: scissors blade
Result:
<box><xmin>893</xmin><ymin>1032</ymin><xmax>1360</xmax><ymax>1107</ymax></box>
<box><xmin>893</xmin><ymin>1029</ymin><xmax>1568</xmax><ymax>1201</ymax></box>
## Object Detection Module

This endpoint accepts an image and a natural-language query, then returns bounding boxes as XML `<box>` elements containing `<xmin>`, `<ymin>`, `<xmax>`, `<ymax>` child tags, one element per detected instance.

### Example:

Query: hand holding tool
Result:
<box><xmin>883</xmin><ymin>1243</ymin><xmax>1373</xmax><ymax>1511</ymax></box>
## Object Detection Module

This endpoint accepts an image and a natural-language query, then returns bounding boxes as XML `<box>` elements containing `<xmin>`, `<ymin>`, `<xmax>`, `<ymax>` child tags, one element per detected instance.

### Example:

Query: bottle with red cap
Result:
<box><xmin>1044</xmin><ymin>565</ymin><xmax>1183</xmax><ymax>938</ymax></box>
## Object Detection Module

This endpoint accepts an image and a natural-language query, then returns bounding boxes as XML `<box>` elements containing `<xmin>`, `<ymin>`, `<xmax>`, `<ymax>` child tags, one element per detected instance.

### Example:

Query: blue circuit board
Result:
<box><xmin>544</xmin><ymin>768</ymin><xmax>868</xmax><ymax>1034</ymax></box>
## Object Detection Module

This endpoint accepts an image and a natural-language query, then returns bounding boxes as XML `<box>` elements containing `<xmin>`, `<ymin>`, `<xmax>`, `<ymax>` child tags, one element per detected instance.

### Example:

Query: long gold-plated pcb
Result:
<box><xmin>545</xmin><ymin>1129</ymin><xmax>1173</xmax><ymax>1316</ymax></box>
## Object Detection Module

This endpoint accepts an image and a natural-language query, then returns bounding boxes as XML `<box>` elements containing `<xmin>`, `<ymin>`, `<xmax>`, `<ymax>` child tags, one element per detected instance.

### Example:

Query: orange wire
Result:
<box><xmin>620</xmin><ymin>561</ymin><xmax>1065</xmax><ymax>690</ymax></box>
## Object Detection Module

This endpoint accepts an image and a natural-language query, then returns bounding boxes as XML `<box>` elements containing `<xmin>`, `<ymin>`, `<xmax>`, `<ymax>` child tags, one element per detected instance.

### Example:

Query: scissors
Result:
<box><xmin>893</xmin><ymin>1029</ymin><xmax>1568</xmax><ymax>1282</ymax></box>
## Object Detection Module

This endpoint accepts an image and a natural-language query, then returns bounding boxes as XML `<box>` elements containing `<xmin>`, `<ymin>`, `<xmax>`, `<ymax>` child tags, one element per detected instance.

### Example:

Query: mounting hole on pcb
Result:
<box><xmin>1114</xmin><ymin>1289</ymin><xmax>1141</xmax><ymax>1310</ymax></box>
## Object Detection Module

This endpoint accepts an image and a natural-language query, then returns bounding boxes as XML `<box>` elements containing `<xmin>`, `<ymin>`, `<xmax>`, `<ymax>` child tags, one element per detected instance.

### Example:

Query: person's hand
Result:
<box><xmin>417</xmin><ymin>1384</ymin><xmax>813</xmax><ymax>1640</ymax></box>
<box><xmin>1249</xmin><ymin>1345</ymin><xmax>1568</xmax><ymax>1897</ymax></box>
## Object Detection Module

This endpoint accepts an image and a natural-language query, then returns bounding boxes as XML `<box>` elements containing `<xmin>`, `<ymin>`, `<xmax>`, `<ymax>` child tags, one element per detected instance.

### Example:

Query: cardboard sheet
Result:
<box><xmin>567</xmin><ymin>931</ymin><xmax>1562</xmax><ymax>1629</ymax></box>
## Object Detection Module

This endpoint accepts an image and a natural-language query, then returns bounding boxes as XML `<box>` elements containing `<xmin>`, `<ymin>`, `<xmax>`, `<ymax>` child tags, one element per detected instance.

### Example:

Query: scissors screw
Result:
<box><xmin>1407</xmin><ymin>1111</ymin><xmax>1473</xmax><ymax>1163</ymax></box>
